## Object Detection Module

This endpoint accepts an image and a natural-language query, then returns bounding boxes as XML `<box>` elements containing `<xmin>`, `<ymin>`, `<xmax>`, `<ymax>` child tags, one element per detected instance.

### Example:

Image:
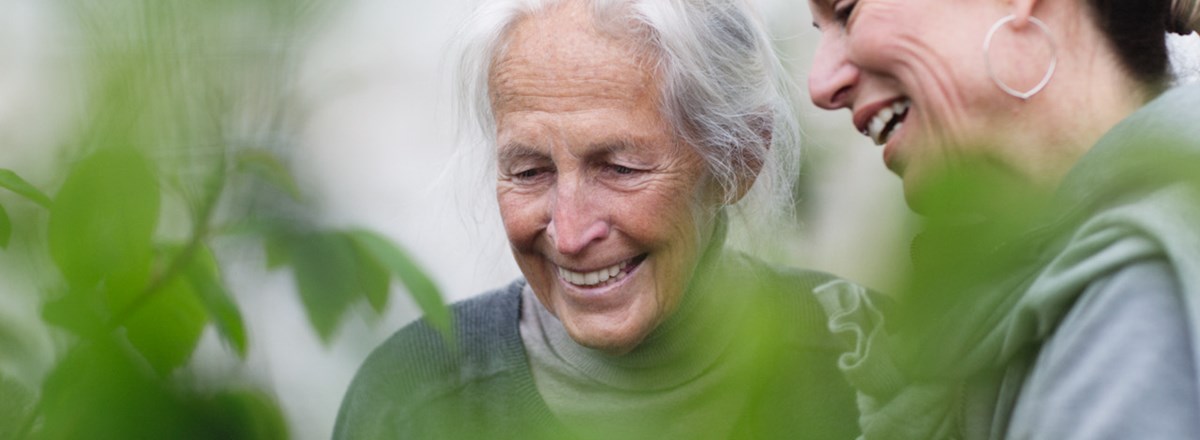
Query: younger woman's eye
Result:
<box><xmin>834</xmin><ymin>1</ymin><xmax>857</xmax><ymax>24</ymax></box>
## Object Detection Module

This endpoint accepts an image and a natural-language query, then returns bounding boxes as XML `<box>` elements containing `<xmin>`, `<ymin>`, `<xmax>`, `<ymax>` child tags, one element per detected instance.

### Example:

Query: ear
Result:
<box><xmin>1009</xmin><ymin>0</ymin><xmax>1041</xmax><ymax>27</ymax></box>
<box><xmin>727</xmin><ymin>118</ymin><xmax>771</xmax><ymax>204</ymax></box>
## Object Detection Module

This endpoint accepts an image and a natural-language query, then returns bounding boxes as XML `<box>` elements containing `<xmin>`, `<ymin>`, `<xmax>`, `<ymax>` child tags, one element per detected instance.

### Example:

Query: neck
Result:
<box><xmin>1012</xmin><ymin>2</ymin><xmax>1152</xmax><ymax>190</ymax></box>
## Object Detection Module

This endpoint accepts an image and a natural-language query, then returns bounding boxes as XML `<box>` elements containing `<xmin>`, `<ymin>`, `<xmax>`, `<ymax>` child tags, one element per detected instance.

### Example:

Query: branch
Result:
<box><xmin>108</xmin><ymin>148</ymin><xmax>227</xmax><ymax>330</ymax></box>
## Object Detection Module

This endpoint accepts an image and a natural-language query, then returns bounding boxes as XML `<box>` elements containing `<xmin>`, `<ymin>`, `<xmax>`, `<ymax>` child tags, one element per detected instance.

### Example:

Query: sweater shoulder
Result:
<box><xmin>1009</xmin><ymin>259</ymin><xmax>1199</xmax><ymax>438</ymax></box>
<box><xmin>333</xmin><ymin>279</ymin><xmax>528</xmax><ymax>438</ymax></box>
<box><xmin>358</xmin><ymin>279</ymin><xmax>524</xmax><ymax>390</ymax></box>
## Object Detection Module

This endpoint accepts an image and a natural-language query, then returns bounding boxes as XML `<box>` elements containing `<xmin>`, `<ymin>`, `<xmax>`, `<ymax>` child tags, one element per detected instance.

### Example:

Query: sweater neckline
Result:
<box><xmin>521</xmin><ymin>218</ymin><xmax>755</xmax><ymax>391</ymax></box>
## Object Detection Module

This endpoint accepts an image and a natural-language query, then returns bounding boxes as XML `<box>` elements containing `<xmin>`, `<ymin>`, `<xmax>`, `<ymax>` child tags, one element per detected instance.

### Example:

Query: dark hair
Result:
<box><xmin>1087</xmin><ymin>0</ymin><xmax>1173</xmax><ymax>87</ymax></box>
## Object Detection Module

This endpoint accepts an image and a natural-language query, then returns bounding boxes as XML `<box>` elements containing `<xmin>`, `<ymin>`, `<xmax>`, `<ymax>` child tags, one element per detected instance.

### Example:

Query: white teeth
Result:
<box><xmin>864</xmin><ymin>99</ymin><xmax>911</xmax><ymax>146</ymax></box>
<box><xmin>869</xmin><ymin>118</ymin><xmax>886</xmax><ymax>140</ymax></box>
<box><xmin>559</xmin><ymin>259</ymin><xmax>632</xmax><ymax>287</ymax></box>
<box><xmin>877</xmin><ymin>107</ymin><xmax>895</xmax><ymax>126</ymax></box>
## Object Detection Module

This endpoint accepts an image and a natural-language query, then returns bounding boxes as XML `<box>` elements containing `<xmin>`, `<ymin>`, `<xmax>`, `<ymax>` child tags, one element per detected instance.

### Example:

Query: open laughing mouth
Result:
<box><xmin>556</xmin><ymin>254</ymin><xmax>647</xmax><ymax>288</ymax></box>
<box><xmin>860</xmin><ymin>98</ymin><xmax>910</xmax><ymax>146</ymax></box>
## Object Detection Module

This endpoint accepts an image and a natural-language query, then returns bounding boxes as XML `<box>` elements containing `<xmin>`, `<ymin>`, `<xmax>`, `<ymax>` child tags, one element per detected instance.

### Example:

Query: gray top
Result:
<box><xmin>1008</xmin><ymin>259</ymin><xmax>1200</xmax><ymax>439</ymax></box>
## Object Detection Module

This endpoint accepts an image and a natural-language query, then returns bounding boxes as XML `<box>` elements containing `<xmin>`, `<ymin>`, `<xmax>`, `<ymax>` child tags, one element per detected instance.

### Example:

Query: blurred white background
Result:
<box><xmin>2</xmin><ymin>0</ymin><xmax>1197</xmax><ymax>438</ymax></box>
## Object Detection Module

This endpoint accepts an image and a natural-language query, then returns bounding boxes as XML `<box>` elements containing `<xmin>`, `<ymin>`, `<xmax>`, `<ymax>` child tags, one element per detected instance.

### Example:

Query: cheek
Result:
<box><xmin>497</xmin><ymin>187</ymin><xmax>546</xmax><ymax>249</ymax></box>
<box><xmin>627</xmin><ymin>186</ymin><xmax>708</xmax><ymax>270</ymax></box>
<box><xmin>847</xmin><ymin>5</ymin><xmax>911</xmax><ymax>58</ymax></box>
<box><xmin>615</xmin><ymin>184</ymin><xmax>701</xmax><ymax>244</ymax></box>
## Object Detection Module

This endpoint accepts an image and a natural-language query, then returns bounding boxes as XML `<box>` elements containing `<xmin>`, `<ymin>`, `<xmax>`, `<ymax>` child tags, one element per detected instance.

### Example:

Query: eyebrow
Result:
<box><xmin>497</xmin><ymin>138</ymin><xmax>642</xmax><ymax>162</ymax></box>
<box><xmin>592</xmin><ymin>139</ymin><xmax>636</xmax><ymax>156</ymax></box>
<box><xmin>497</xmin><ymin>143</ymin><xmax>546</xmax><ymax>163</ymax></box>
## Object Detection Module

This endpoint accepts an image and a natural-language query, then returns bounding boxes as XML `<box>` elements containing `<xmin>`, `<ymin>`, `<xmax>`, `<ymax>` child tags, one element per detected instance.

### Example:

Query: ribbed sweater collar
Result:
<box><xmin>527</xmin><ymin>215</ymin><xmax>751</xmax><ymax>391</ymax></box>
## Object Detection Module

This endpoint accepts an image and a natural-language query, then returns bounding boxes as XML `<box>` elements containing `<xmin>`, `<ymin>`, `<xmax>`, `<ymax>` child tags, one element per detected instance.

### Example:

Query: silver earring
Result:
<box><xmin>983</xmin><ymin>15</ymin><xmax>1057</xmax><ymax>100</ymax></box>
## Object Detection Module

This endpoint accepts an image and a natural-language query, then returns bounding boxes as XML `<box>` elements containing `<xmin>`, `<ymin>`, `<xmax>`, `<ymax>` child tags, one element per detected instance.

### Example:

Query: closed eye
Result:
<box><xmin>602</xmin><ymin>163</ymin><xmax>646</xmax><ymax>178</ymax></box>
<box><xmin>834</xmin><ymin>1</ymin><xmax>857</xmax><ymax>25</ymax></box>
<box><xmin>511</xmin><ymin>166</ymin><xmax>556</xmax><ymax>184</ymax></box>
<box><xmin>513</xmin><ymin>167</ymin><xmax>551</xmax><ymax>181</ymax></box>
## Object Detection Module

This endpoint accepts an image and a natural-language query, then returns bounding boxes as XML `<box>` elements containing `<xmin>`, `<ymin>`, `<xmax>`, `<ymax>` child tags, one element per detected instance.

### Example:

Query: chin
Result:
<box><xmin>902</xmin><ymin>181</ymin><xmax>932</xmax><ymax>215</ymax></box>
<box><xmin>563</xmin><ymin>313</ymin><xmax>655</xmax><ymax>355</ymax></box>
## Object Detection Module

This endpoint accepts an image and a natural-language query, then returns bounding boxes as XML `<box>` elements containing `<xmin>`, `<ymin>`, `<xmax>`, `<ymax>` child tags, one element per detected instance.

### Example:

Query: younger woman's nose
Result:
<box><xmin>808</xmin><ymin>36</ymin><xmax>859</xmax><ymax>110</ymax></box>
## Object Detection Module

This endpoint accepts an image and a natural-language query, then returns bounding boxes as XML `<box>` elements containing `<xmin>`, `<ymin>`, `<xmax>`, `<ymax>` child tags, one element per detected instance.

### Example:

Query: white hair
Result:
<box><xmin>454</xmin><ymin>0</ymin><xmax>801</xmax><ymax>226</ymax></box>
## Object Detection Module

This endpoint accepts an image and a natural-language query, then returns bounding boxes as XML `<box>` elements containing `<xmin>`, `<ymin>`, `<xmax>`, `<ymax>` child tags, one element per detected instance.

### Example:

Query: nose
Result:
<box><xmin>808</xmin><ymin>33</ymin><xmax>859</xmax><ymax>110</ymax></box>
<box><xmin>545</xmin><ymin>180</ymin><xmax>610</xmax><ymax>256</ymax></box>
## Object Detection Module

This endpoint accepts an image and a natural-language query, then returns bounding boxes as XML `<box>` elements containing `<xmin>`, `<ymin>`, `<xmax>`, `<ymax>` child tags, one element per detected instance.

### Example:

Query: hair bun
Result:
<box><xmin>1169</xmin><ymin>0</ymin><xmax>1200</xmax><ymax>35</ymax></box>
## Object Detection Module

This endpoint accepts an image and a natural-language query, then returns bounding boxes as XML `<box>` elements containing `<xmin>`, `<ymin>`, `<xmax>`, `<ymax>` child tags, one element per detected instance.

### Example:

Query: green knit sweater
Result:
<box><xmin>333</xmin><ymin>257</ymin><xmax>862</xmax><ymax>439</ymax></box>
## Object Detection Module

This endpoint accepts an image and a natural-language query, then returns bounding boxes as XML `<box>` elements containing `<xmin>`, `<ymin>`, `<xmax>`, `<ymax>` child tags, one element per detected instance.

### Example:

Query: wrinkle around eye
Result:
<box><xmin>499</xmin><ymin>166</ymin><xmax>556</xmax><ymax>189</ymax></box>
<box><xmin>603</xmin><ymin>163</ymin><xmax>638</xmax><ymax>176</ymax></box>
<box><xmin>599</xmin><ymin>165</ymin><xmax>700</xmax><ymax>196</ymax></box>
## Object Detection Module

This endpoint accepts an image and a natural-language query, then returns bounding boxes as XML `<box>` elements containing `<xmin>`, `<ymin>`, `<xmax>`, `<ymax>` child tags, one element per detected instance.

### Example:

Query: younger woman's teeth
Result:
<box><xmin>558</xmin><ymin>259</ymin><xmax>630</xmax><ymax>287</ymax></box>
<box><xmin>866</xmin><ymin>99</ymin><xmax>911</xmax><ymax>145</ymax></box>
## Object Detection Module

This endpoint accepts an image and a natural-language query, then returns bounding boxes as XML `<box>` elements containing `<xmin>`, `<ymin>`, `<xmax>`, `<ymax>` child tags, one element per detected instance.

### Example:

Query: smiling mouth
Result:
<box><xmin>862</xmin><ymin>98</ymin><xmax>911</xmax><ymax>146</ymax></box>
<box><xmin>557</xmin><ymin>254</ymin><xmax>647</xmax><ymax>288</ymax></box>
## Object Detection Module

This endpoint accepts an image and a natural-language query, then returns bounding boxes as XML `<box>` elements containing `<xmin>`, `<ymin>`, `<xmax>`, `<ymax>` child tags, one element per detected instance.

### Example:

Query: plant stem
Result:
<box><xmin>108</xmin><ymin>149</ymin><xmax>227</xmax><ymax>330</ymax></box>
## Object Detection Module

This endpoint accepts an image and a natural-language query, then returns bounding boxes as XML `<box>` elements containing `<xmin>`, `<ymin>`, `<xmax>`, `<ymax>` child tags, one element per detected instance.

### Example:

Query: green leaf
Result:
<box><xmin>42</xmin><ymin>287</ymin><xmax>109</xmax><ymax>337</ymax></box>
<box><xmin>48</xmin><ymin>148</ymin><xmax>160</xmax><ymax>287</ymax></box>
<box><xmin>288</xmin><ymin>232</ymin><xmax>360</xmax><ymax>343</ymax></box>
<box><xmin>203</xmin><ymin>389</ymin><xmax>290</xmax><ymax>440</ymax></box>
<box><xmin>236</xmin><ymin>151</ymin><xmax>302</xmax><ymax>200</ymax></box>
<box><xmin>40</xmin><ymin>337</ymin><xmax>288</xmax><ymax>440</ymax></box>
<box><xmin>346</xmin><ymin>229</ymin><xmax>450</xmax><ymax>335</ymax></box>
<box><xmin>0</xmin><ymin>203</ymin><xmax>9</xmax><ymax>249</ymax></box>
<box><xmin>108</xmin><ymin>272</ymin><xmax>209</xmax><ymax>375</ymax></box>
<box><xmin>0</xmin><ymin>372</ymin><xmax>35</xmax><ymax>440</ymax></box>
<box><xmin>186</xmin><ymin>247</ymin><xmax>248</xmax><ymax>358</ymax></box>
<box><xmin>39</xmin><ymin>339</ymin><xmax>184</xmax><ymax>439</ymax></box>
<box><xmin>346</xmin><ymin>232</ymin><xmax>390</xmax><ymax>313</ymax></box>
<box><xmin>0</xmin><ymin>168</ymin><xmax>52</xmax><ymax>209</ymax></box>
<box><xmin>263</xmin><ymin>232</ymin><xmax>291</xmax><ymax>270</ymax></box>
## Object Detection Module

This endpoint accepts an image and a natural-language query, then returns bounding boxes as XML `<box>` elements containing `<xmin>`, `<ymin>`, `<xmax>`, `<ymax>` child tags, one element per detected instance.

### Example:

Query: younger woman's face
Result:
<box><xmin>807</xmin><ymin>0</ymin><xmax>1054</xmax><ymax>212</ymax></box>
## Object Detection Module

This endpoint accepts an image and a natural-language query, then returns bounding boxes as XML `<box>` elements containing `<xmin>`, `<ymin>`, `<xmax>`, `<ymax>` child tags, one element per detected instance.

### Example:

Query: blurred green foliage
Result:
<box><xmin>0</xmin><ymin>0</ymin><xmax>449</xmax><ymax>438</ymax></box>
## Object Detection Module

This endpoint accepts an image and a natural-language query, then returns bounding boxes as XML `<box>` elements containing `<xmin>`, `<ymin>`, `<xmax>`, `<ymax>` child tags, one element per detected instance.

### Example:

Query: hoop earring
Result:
<box><xmin>983</xmin><ymin>15</ymin><xmax>1057</xmax><ymax>100</ymax></box>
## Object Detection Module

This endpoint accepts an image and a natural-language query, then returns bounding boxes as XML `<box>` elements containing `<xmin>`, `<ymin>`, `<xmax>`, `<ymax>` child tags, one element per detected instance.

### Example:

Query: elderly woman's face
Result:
<box><xmin>491</xmin><ymin>5</ymin><xmax>716</xmax><ymax>354</ymax></box>
<box><xmin>807</xmin><ymin>0</ymin><xmax>1049</xmax><ymax>210</ymax></box>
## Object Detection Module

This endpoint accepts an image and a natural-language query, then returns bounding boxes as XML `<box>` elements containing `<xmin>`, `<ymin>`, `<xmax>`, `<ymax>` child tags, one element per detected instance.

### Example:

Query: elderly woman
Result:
<box><xmin>807</xmin><ymin>0</ymin><xmax>1200</xmax><ymax>438</ymax></box>
<box><xmin>335</xmin><ymin>0</ymin><xmax>860</xmax><ymax>438</ymax></box>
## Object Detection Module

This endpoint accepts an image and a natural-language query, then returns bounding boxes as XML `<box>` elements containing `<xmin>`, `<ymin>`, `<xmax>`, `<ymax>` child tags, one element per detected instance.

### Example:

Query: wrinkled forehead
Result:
<box><xmin>488</xmin><ymin>1</ymin><xmax>658</xmax><ymax>115</ymax></box>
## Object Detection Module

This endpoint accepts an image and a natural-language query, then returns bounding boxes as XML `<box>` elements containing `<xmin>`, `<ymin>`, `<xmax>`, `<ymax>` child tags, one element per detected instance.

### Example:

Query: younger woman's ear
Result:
<box><xmin>1009</xmin><ymin>0</ymin><xmax>1040</xmax><ymax>27</ymax></box>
